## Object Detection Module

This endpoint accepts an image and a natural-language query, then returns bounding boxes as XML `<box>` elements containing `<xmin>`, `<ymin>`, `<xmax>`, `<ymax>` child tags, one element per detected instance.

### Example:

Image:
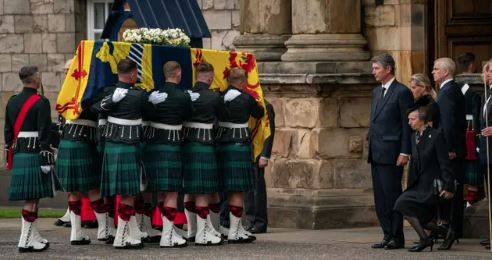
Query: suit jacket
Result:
<box><xmin>462</xmin><ymin>85</ymin><xmax>481</xmax><ymax>133</ymax></box>
<box><xmin>368</xmin><ymin>79</ymin><xmax>413</xmax><ymax>164</ymax></box>
<box><xmin>257</xmin><ymin>101</ymin><xmax>275</xmax><ymax>162</ymax></box>
<box><xmin>407</xmin><ymin>127</ymin><xmax>455</xmax><ymax>198</ymax></box>
<box><xmin>436</xmin><ymin>80</ymin><xmax>467</xmax><ymax>157</ymax></box>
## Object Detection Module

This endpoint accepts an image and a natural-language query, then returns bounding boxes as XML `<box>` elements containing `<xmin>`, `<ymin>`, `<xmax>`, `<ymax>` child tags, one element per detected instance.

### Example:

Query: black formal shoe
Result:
<box><xmin>384</xmin><ymin>240</ymin><xmax>404</xmax><ymax>250</ymax></box>
<box><xmin>250</xmin><ymin>227</ymin><xmax>266</xmax><ymax>234</ymax></box>
<box><xmin>371</xmin><ymin>239</ymin><xmax>389</xmax><ymax>249</ymax></box>
<box><xmin>480</xmin><ymin>239</ymin><xmax>490</xmax><ymax>247</ymax></box>
<box><xmin>437</xmin><ymin>230</ymin><xmax>457</xmax><ymax>250</ymax></box>
<box><xmin>54</xmin><ymin>219</ymin><xmax>70</xmax><ymax>227</ymax></box>
<box><xmin>408</xmin><ymin>238</ymin><xmax>433</xmax><ymax>252</ymax></box>
<box><xmin>485</xmin><ymin>245</ymin><xmax>490</xmax><ymax>250</ymax></box>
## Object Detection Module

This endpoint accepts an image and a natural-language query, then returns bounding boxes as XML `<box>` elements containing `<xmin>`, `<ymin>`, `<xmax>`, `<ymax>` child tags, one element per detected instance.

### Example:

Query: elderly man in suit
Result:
<box><xmin>432</xmin><ymin>57</ymin><xmax>466</xmax><ymax>250</ymax></box>
<box><xmin>368</xmin><ymin>53</ymin><xmax>413</xmax><ymax>250</ymax></box>
<box><xmin>245</xmin><ymin>100</ymin><xmax>275</xmax><ymax>234</ymax></box>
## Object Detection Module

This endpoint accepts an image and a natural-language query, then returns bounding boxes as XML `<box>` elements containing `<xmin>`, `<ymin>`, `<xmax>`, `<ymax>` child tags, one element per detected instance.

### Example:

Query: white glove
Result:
<box><xmin>224</xmin><ymin>89</ymin><xmax>241</xmax><ymax>102</ymax></box>
<box><xmin>40</xmin><ymin>165</ymin><xmax>51</xmax><ymax>174</ymax></box>
<box><xmin>148</xmin><ymin>91</ymin><xmax>168</xmax><ymax>105</ymax></box>
<box><xmin>112</xmin><ymin>88</ymin><xmax>128</xmax><ymax>103</ymax></box>
<box><xmin>187</xmin><ymin>90</ymin><xmax>200</xmax><ymax>102</ymax></box>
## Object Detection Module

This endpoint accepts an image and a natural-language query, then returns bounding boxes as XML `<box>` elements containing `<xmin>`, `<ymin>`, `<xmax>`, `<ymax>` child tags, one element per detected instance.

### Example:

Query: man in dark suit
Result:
<box><xmin>245</xmin><ymin>100</ymin><xmax>275</xmax><ymax>234</ymax></box>
<box><xmin>432</xmin><ymin>57</ymin><xmax>466</xmax><ymax>250</ymax></box>
<box><xmin>368</xmin><ymin>54</ymin><xmax>413</xmax><ymax>250</ymax></box>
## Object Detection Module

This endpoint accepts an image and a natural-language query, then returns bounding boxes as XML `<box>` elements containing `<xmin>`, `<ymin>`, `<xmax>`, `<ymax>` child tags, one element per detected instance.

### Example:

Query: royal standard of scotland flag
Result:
<box><xmin>57</xmin><ymin>40</ymin><xmax>270</xmax><ymax>160</ymax></box>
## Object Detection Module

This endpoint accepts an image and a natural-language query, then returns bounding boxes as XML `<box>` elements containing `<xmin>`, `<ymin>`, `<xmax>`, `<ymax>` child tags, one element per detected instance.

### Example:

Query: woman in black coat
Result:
<box><xmin>394</xmin><ymin>106</ymin><xmax>455</xmax><ymax>252</ymax></box>
<box><xmin>409</xmin><ymin>73</ymin><xmax>440</xmax><ymax>128</ymax></box>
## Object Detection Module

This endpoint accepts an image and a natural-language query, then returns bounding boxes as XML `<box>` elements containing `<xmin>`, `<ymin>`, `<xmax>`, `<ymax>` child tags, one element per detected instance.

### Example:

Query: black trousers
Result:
<box><xmin>244</xmin><ymin>164</ymin><xmax>268</xmax><ymax>231</ymax></box>
<box><xmin>371</xmin><ymin>162</ymin><xmax>404</xmax><ymax>243</ymax></box>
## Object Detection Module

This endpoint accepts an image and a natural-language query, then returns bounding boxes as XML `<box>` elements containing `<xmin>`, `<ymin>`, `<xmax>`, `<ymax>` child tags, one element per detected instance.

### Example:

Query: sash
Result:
<box><xmin>7</xmin><ymin>94</ymin><xmax>41</xmax><ymax>170</ymax></box>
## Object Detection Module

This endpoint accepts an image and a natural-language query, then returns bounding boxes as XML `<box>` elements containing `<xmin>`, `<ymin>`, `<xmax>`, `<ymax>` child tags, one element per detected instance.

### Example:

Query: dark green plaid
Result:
<box><xmin>216</xmin><ymin>143</ymin><xmax>253</xmax><ymax>192</ymax></box>
<box><xmin>464</xmin><ymin>160</ymin><xmax>483</xmax><ymax>185</ymax></box>
<box><xmin>9</xmin><ymin>153</ymin><xmax>54</xmax><ymax>201</ymax></box>
<box><xmin>143</xmin><ymin>143</ymin><xmax>182</xmax><ymax>192</ymax></box>
<box><xmin>56</xmin><ymin>139</ymin><xmax>100</xmax><ymax>192</ymax></box>
<box><xmin>100</xmin><ymin>142</ymin><xmax>141</xmax><ymax>196</ymax></box>
<box><xmin>182</xmin><ymin>142</ymin><xmax>218</xmax><ymax>194</ymax></box>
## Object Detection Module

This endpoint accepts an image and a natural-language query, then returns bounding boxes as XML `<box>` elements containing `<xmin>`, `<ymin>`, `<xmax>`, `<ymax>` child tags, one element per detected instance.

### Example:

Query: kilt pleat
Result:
<box><xmin>182</xmin><ymin>142</ymin><xmax>218</xmax><ymax>194</ymax></box>
<box><xmin>216</xmin><ymin>143</ymin><xmax>253</xmax><ymax>192</ymax></box>
<box><xmin>56</xmin><ymin>139</ymin><xmax>100</xmax><ymax>192</ymax></box>
<box><xmin>9</xmin><ymin>153</ymin><xmax>53</xmax><ymax>201</ymax></box>
<box><xmin>143</xmin><ymin>144</ymin><xmax>182</xmax><ymax>192</ymax></box>
<box><xmin>100</xmin><ymin>142</ymin><xmax>141</xmax><ymax>196</ymax></box>
<box><xmin>464</xmin><ymin>160</ymin><xmax>483</xmax><ymax>185</ymax></box>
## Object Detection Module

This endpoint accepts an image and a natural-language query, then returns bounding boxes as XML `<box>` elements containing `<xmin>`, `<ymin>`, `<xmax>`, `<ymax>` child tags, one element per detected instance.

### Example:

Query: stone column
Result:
<box><xmin>281</xmin><ymin>0</ymin><xmax>369</xmax><ymax>62</ymax></box>
<box><xmin>233</xmin><ymin>0</ymin><xmax>291</xmax><ymax>61</ymax></box>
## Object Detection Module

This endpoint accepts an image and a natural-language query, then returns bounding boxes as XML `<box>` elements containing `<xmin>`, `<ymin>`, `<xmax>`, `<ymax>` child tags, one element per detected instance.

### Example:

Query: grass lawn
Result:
<box><xmin>0</xmin><ymin>207</ymin><xmax>64</xmax><ymax>218</ymax></box>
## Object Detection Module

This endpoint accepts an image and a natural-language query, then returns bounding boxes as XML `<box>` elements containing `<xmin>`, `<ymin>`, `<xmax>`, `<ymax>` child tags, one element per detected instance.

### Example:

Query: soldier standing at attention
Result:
<box><xmin>5</xmin><ymin>66</ymin><xmax>54</xmax><ymax>252</ymax></box>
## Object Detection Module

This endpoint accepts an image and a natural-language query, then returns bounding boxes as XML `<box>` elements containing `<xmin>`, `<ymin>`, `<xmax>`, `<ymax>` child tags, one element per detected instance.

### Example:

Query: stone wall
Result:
<box><xmin>0</xmin><ymin>0</ymin><xmax>82</xmax><ymax>165</ymax></box>
<box><xmin>198</xmin><ymin>0</ymin><xmax>241</xmax><ymax>50</ymax></box>
<box><xmin>363</xmin><ymin>0</ymin><xmax>426</xmax><ymax>85</ymax></box>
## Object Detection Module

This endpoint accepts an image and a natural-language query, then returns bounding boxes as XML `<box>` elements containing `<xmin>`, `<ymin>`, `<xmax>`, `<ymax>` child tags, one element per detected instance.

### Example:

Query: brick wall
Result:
<box><xmin>198</xmin><ymin>0</ymin><xmax>241</xmax><ymax>50</ymax></box>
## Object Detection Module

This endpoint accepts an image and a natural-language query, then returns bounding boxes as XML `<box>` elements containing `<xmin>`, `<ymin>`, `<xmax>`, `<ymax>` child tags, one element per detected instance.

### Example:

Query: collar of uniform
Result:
<box><xmin>193</xmin><ymin>81</ymin><xmax>209</xmax><ymax>91</ymax></box>
<box><xmin>116</xmin><ymin>81</ymin><xmax>135</xmax><ymax>89</ymax></box>
<box><xmin>461</xmin><ymin>83</ymin><xmax>470</xmax><ymax>95</ymax></box>
<box><xmin>22</xmin><ymin>87</ymin><xmax>38</xmax><ymax>94</ymax></box>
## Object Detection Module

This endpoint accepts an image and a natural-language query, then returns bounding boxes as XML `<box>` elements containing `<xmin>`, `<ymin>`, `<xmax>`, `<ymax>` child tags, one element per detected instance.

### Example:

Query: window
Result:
<box><xmin>87</xmin><ymin>0</ymin><xmax>113</xmax><ymax>40</ymax></box>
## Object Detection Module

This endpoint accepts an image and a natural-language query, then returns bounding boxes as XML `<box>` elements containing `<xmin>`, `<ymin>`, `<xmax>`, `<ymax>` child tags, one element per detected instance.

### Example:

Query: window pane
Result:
<box><xmin>94</xmin><ymin>3</ymin><xmax>106</xmax><ymax>29</ymax></box>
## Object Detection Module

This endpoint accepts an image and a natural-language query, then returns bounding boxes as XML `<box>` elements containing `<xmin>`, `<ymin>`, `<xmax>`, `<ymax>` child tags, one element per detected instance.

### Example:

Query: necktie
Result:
<box><xmin>381</xmin><ymin>86</ymin><xmax>386</xmax><ymax>99</ymax></box>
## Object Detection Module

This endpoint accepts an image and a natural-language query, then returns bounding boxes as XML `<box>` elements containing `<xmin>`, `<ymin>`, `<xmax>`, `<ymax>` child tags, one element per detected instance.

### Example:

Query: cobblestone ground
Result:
<box><xmin>0</xmin><ymin>218</ymin><xmax>491</xmax><ymax>259</ymax></box>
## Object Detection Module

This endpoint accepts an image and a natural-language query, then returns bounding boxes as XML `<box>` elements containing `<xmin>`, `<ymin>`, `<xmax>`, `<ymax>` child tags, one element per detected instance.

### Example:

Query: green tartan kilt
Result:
<box><xmin>100</xmin><ymin>142</ymin><xmax>141</xmax><ymax>196</ymax></box>
<box><xmin>143</xmin><ymin>143</ymin><xmax>182</xmax><ymax>192</ymax></box>
<box><xmin>9</xmin><ymin>153</ymin><xmax>53</xmax><ymax>201</ymax></box>
<box><xmin>56</xmin><ymin>139</ymin><xmax>100</xmax><ymax>192</ymax></box>
<box><xmin>216</xmin><ymin>143</ymin><xmax>253</xmax><ymax>192</ymax></box>
<box><xmin>182</xmin><ymin>142</ymin><xmax>219</xmax><ymax>194</ymax></box>
<box><xmin>464</xmin><ymin>159</ymin><xmax>483</xmax><ymax>185</ymax></box>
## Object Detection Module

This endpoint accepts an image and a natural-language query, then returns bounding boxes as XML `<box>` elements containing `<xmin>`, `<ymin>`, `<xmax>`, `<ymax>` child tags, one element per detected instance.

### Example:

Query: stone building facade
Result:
<box><xmin>1</xmin><ymin>0</ymin><xmax>490</xmax><ymax>230</ymax></box>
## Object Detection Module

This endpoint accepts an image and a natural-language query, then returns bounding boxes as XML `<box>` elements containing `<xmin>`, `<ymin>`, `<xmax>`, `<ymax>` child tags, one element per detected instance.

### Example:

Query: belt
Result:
<box><xmin>150</xmin><ymin>122</ymin><xmax>183</xmax><ymax>130</ymax></box>
<box><xmin>66</xmin><ymin>119</ymin><xmax>97</xmax><ymax>128</ymax></box>
<box><xmin>98</xmin><ymin>119</ymin><xmax>108</xmax><ymax>126</ymax></box>
<box><xmin>108</xmin><ymin>116</ymin><xmax>142</xmax><ymax>126</ymax></box>
<box><xmin>218</xmin><ymin>122</ymin><xmax>248</xmax><ymax>128</ymax></box>
<box><xmin>183</xmin><ymin>122</ymin><xmax>213</xmax><ymax>129</ymax></box>
<box><xmin>142</xmin><ymin>121</ymin><xmax>150</xmax><ymax>127</ymax></box>
<box><xmin>18</xmin><ymin>131</ymin><xmax>39</xmax><ymax>138</ymax></box>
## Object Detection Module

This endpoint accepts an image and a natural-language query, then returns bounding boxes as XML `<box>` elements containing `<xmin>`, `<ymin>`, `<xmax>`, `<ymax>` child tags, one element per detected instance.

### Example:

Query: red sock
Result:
<box><xmin>195</xmin><ymin>206</ymin><xmax>209</xmax><ymax>219</ymax></box>
<box><xmin>68</xmin><ymin>200</ymin><xmax>81</xmax><ymax>215</ymax></box>
<box><xmin>21</xmin><ymin>210</ymin><xmax>37</xmax><ymax>222</ymax></box>
<box><xmin>162</xmin><ymin>207</ymin><xmax>177</xmax><ymax>221</ymax></box>
<box><xmin>118</xmin><ymin>203</ymin><xmax>135</xmax><ymax>222</ymax></box>
<box><xmin>209</xmin><ymin>203</ymin><xmax>221</xmax><ymax>213</ymax></box>
<box><xmin>229</xmin><ymin>205</ymin><xmax>243</xmax><ymax>218</ymax></box>
<box><xmin>90</xmin><ymin>198</ymin><xmax>107</xmax><ymax>214</ymax></box>
<box><xmin>184</xmin><ymin>201</ymin><xmax>196</xmax><ymax>213</ymax></box>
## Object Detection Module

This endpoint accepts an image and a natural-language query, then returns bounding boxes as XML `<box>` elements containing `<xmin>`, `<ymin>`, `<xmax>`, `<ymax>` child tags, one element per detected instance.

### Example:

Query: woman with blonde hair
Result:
<box><xmin>409</xmin><ymin>73</ymin><xmax>440</xmax><ymax>128</ymax></box>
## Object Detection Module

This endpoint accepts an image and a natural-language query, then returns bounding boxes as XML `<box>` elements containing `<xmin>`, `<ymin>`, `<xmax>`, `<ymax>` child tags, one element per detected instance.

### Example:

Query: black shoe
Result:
<box><xmin>250</xmin><ymin>227</ymin><xmax>266</xmax><ymax>234</ymax></box>
<box><xmin>486</xmin><ymin>245</ymin><xmax>491</xmax><ymax>250</ymax></box>
<box><xmin>408</xmin><ymin>238</ymin><xmax>433</xmax><ymax>252</ymax></box>
<box><xmin>371</xmin><ymin>239</ymin><xmax>389</xmax><ymax>249</ymax></box>
<box><xmin>437</xmin><ymin>231</ymin><xmax>457</xmax><ymax>250</ymax></box>
<box><xmin>81</xmin><ymin>220</ymin><xmax>98</xmax><ymax>229</ymax></box>
<box><xmin>384</xmin><ymin>240</ymin><xmax>404</xmax><ymax>250</ymax></box>
<box><xmin>480</xmin><ymin>239</ymin><xmax>490</xmax><ymax>247</ymax></box>
<box><xmin>54</xmin><ymin>219</ymin><xmax>70</xmax><ymax>227</ymax></box>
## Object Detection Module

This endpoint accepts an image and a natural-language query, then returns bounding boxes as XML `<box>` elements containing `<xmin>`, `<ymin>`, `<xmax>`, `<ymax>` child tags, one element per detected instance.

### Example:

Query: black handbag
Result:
<box><xmin>433</xmin><ymin>178</ymin><xmax>444</xmax><ymax>196</ymax></box>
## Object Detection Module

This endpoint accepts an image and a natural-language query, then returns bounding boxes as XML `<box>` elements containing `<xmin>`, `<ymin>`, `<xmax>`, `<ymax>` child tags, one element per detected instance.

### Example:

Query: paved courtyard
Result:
<box><xmin>0</xmin><ymin>218</ymin><xmax>491</xmax><ymax>259</ymax></box>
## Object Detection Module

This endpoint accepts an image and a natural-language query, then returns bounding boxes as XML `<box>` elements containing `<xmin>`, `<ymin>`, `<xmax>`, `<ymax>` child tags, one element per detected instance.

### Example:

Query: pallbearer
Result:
<box><xmin>5</xmin><ymin>66</ymin><xmax>53</xmax><ymax>252</ymax></box>
<box><xmin>143</xmin><ymin>61</ymin><xmax>192</xmax><ymax>248</ymax></box>
<box><xmin>182</xmin><ymin>62</ymin><xmax>223</xmax><ymax>245</ymax></box>
<box><xmin>98</xmin><ymin>59</ymin><xmax>149</xmax><ymax>249</ymax></box>
<box><xmin>216</xmin><ymin>67</ymin><xmax>264</xmax><ymax>243</ymax></box>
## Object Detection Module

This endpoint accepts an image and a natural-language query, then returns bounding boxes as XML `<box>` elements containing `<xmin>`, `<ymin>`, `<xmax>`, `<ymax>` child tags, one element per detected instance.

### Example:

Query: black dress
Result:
<box><xmin>394</xmin><ymin>127</ymin><xmax>455</xmax><ymax>224</ymax></box>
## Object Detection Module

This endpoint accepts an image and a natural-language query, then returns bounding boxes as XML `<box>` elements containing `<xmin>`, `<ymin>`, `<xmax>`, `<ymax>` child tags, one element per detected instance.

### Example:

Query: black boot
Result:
<box><xmin>438</xmin><ymin>229</ymin><xmax>458</xmax><ymax>250</ymax></box>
